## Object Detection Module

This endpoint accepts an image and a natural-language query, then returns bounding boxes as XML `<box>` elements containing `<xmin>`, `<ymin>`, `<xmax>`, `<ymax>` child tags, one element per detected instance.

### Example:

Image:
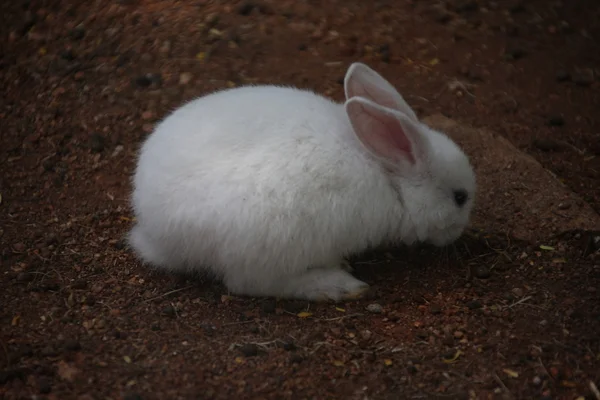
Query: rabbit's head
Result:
<box><xmin>344</xmin><ymin>63</ymin><xmax>476</xmax><ymax>246</ymax></box>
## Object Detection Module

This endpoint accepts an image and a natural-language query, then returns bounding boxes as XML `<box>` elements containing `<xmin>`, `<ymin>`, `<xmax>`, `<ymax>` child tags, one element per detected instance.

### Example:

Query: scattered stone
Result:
<box><xmin>505</xmin><ymin>47</ymin><xmax>527</xmax><ymax>61</ymax></box>
<box><xmin>453</xmin><ymin>0</ymin><xmax>478</xmax><ymax>13</ymax></box>
<box><xmin>134</xmin><ymin>73</ymin><xmax>162</xmax><ymax>88</ymax></box>
<box><xmin>453</xmin><ymin>331</ymin><xmax>464</xmax><ymax>339</ymax></box>
<box><xmin>162</xmin><ymin>305</ymin><xmax>176</xmax><ymax>318</ymax></box>
<box><xmin>281</xmin><ymin>341</ymin><xmax>296</xmax><ymax>351</ymax></box>
<box><xmin>473</xmin><ymin>265</ymin><xmax>491</xmax><ymax>279</ymax></box>
<box><xmin>64</xmin><ymin>339</ymin><xmax>81</xmax><ymax>352</ymax></box>
<box><xmin>70</xmin><ymin>26</ymin><xmax>85</xmax><ymax>41</ymax></box>
<box><xmin>89</xmin><ymin>133</ymin><xmax>106</xmax><ymax>153</ymax></box>
<box><xmin>13</xmin><ymin>242</ymin><xmax>26</xmax><ymax>252</ymax></box>
<box><xmin>17</xmin><ymin>272</ymin><xmax>33</xmax><ymax>282</ymax></box>
<box><xmin>429</xmin><ymin>304</ymin><xmax>442</xmax><ymax>314</ymax></box>
<box><xmin>511</xmin><ymin>287</ymin><xmax>524</xmax><ymax>297</ymax></box>
<box><xmin>239</xmin><ymin>343</ymin><xmax>258</xmax><ymax>357</ymax></box>
<box><xmin>558</xmin><ymin>202</ymin><xmax>571</xmax><ymax>210</ymax></box>
<box><xmin>124</xmin><ymin>393</ymin><xmax>143</xmax><ymax>400</ymax></box>
<box><xmin>555</xmin><ymin>70</ymin><xmax>570</xmax><ymax>82</ymax></box>
<box><xmin>159</xmin><ymin>40</ymin><xmax>171</xmax><ymax>55</ymax></box>
<box><xmin>532</xmin><ymin>138</ymin><xmax>562</xmax><ymax>152</ymax></box>
<box><xmin>238</xmin><ymin>2</ymin><xmax>256</xmax><ymax>16</ymax></box>
<box><xmin>38</xmin><ymin>377</ymin><xmax>52</xmax><ymax>394</ymax></box>
<box><xmin>60</xmin><ymin>49</ymin><xmax>76</xmax><ymax>61</ymax></box>
<box><xmin>430</xmin><ymin>4</ymin><xmax>453</xmax><ymax>24</ymax></box>
<box><xmin>547</xmin><ymin>116</ymin><xmax>564</xmax><ymax>127</ymax></box>
<box><xmin>179</xmin><ymin>72</ymin><xmax>193</xmax><ymax>85</ymax></box>
<box><xmin>573</xmin><ymin>68</ymin><xmax>594</xmax><ymax>86</ymax></box>
<box><xmin>466</xmin><ymin>300</ymin><xmax>482</xmax><ymax>310</ymax></box>
<box><xmin>378</xmin><ymin>44</ymin><xmax>391</xmax><ymax>63</ymax></box>
<box><xmin>282</xmin><ymin>301</ymin><xmax>306</xmax><ymax>314</ymax></box>
<box><xmin>532</xmin><ymin>376</ymin><xmax>542</xmax><ymax>386</ymax></box>
<box><xmin>261</xmin><ymin>298</ymin><xmax>276</xmax><ymax>314</ymax></box>
<box><xmin>366</xmin><ymin>303</ymin><xmax>383</xmax><ymax>314</ymax></box>
<box><xmin>141</xmin><ymin>110</ymin><xmax>154</xmax><ymax>120</ymax></box>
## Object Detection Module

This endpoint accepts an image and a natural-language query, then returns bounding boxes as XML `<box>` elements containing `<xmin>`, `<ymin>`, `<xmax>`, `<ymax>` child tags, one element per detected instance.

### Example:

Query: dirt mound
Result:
<box><xmin>425</xmin><ymin>114</ymin><xmax>600</xmax><ymax>241</ymax></box>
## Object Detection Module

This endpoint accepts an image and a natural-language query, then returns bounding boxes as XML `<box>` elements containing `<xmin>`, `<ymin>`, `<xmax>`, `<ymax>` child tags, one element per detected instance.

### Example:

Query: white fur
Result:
<box><xmin>128</xmin><ymin>63</ymin><xmax>476</xmax><ymax>301</ymax></box>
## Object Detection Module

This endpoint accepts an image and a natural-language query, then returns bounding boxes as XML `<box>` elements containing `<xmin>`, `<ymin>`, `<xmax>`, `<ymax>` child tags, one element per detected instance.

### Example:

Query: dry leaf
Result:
<box><xmin>503</xmin><ymin>368</ymin><xmax>519</xmax><ymax>378</ymax></box>
<box><xmin>332</xmin><ymin>360</ymin><xmax>344</xmax><ymax>367</ymax></box>
<box><xmin>335</xmin><ymin>307</ymin><xmax>345</xmax><ymax>312</ymax></box>
<box><xmin>11</xmin><ymin>315</ymin><xmax>20</xmax><ymax>326</ymax></box>
<box><xmin>384</xmin><ymin>359</ymin><xmax>393</xmax><ymax>366</ymax></box>
<box><xmin>442</xmin><ymin>350</ymin><xmax>463</xmax><ymax>364</ymax></box>
<box><xmin>57</xmin><ymin>360</ymin><xmax>80</xmax><ymax>382</ymax></box>
<box><xmin>539</xmin><ymin>245</ymin><xmax>555</xmax><ymax>251</ymax></box>
<box><xmin>123</xmin><ymin>355</ymin><xmax>132</xmax><ymax>364</ymax></box>
<box><xmin>297</xmin><ymin>312</ymin><xmax>312</xmax><ymax>318</ymax></box>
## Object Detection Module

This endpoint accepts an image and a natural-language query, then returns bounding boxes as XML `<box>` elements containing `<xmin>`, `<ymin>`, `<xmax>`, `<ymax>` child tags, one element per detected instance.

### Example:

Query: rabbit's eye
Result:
<box><xmin>453</xmin><ymin>189</ymin><xmax>468</xmax><ymax>207</ymax></box>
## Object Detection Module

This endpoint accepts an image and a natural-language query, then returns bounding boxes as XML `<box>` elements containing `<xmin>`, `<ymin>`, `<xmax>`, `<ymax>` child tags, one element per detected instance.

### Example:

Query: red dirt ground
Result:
<box><xmin>1</xmin><ymin>1</ymin><xmax>599</xmax><ymax>399</ymax></box>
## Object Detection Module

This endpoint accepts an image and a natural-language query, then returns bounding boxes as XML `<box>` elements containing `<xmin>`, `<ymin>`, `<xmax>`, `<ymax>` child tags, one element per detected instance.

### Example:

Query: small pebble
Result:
<box><xmin>505</xmin><ymin>47</ymin><xmax>527</xmax><ymax>60</ymax></box>
<box><xmin>141</xmin><ymin>110</ymin><xmax>154</xmax><ymax>120</ymax></box>
<box><xmin>558</xmin><ymin>202</ymin><xmax>571</xmax><ymax>210</ymax></box>
<box><xmin>17</xmin><ymin>272</ymin><xmax>33</xmax><ymax>282</ymax></box>
<box><xmin>89</xmin><ymin>133</ymin><xmax>106</xmax><ymax>153</ymax></box>
<box><xmin>453</xmin><ymin>331</ymin><xmax>464</xmax><ymax>339</ymax></box>
<box><xmin>179</xmin><ymin>72</ymin><xmax>193</xmax><ymax>85</ymax></box>
<box><xmin>532</xmin><ymin>138</ymin><xmax>562</xmax><ymax>152</ymax></box>
<box><xmin>547</xmin><ymin>116</ymin><xmax>564</xmax><ymax>127</ymax></box>
<box><xmin>466</xmin><ymin>300</ymin><xmax>482</xmax><ymax>310</ymax></box>
<box><xmin>429</xmin><ymin>304</ymin><xmax>442</xmax><ymax>314</ymax></box>
<box><xmin>63</xmin><ymin>339</ymin><xmax>81</xmax><ymax>351</ymax></box>
<box><xmin>124</xmin><ymin>393</ymin><xmax>143</xmax><ymax>400</ymax></box>
<box><xmin>70</xmin><ymin>26</ymin><xmax>85</xmax><ymax>40</ymax></box>
<box><xmin>555</xmin><ymin>70</ymin><xmax>570</xmax><ymax>82</ymax></box>
<box><xmin>159</xmin><ymin>40</ymin><xmax>171</xmax><ymax>54</ymax></box>
<box><xmin>573</xmin><ymin>68</ymin><xmax>594</xmax><ymax>86</ymax></box>
<box><xmin>473</xmin><ymin>265</ymin><xmax>491</xmax><ymax>279</ymax></box>
<box><xmin>366</xmin><ymin>303</ymin><xmax>383</xmax><ymax>314</ymax></box>
<box><xmin>239</xmin><ymin>343</ymin><xmax>258</xmax><ymax>357</ymax></box>
<box><xmin>237</xmin><ymin>2</ymin><xmax>256</xmax><ymax>15</ymax></box>
<box><xmin>511</xmin><ymin>287</ymin><xmax>524</xmax><ymax>297</ymax></box>
<box><xmin>162</xmin><ymin>305</ymin><xmax>176</xmax><ymax>318</ymax></box>
<box><xmin>532</xmin><ymin>376</ymin><xmax>542</xmax><ymax>386</ymax></box>
<box><xmin>13</xmin><ymin>242</ymin><xmax>26</xmax><ymax>252</ymax></box>
<box><xmin>261</xmin><ymin>299</ymin><xmax>276</xmax><ymax>314</ymax></box>
<box><xmin>282</xmin><ymin>341</ymin><xmax>296</xmax><ymax>351</ymax></box>
<box><xmin>38</xmin><ymin>377</ymin><xmax>52</xmax><ymax>394</ymax></box>
<box><xmin>289</xmin><ymin>353</ymin><xmax>303</xmax><ymax>363</ymax></box>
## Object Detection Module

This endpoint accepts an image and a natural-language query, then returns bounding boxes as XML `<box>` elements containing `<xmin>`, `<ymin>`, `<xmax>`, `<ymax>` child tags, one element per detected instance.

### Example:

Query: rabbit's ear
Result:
<box><xmin>345</xmin><ymin>97</ymin><xmax>427</xmax><ymax>168</ymax></box>
<box><xmin>344</xmin><ymin>63</ymin><xmax>418</xmax><ymax>123</ymax></box>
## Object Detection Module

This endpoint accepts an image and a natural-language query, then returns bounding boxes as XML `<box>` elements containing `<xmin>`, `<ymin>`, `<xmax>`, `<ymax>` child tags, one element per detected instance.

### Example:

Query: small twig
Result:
<box><xmin>222</xmin><ymin>320</ymin><xmax>256</xmax><ymax>327</ymax></box>
<box><xmin>508</xmin><ymin>296</ymin><xmax>533</xmax><ymax>309</ymax></box>
<box><xmin>493</xmin><ymin>372</ymin><xmax>514</xmax><ymax>399</ymax></box>
<box><xmin>538</xmin><ymin>357</ymin><xmax>553</xmax><ymax>381</ymax></box>
<box><xmin>317</xmin><ymin>313</ymin><xmax>364</xmax><ymax>322</ymax></box>
<box><xmin>590</xmin><ymin>381</ymin><xmax>600</xmax><ymax>400</ymax></box>
<box><xmin>143</xmin><ymin>285</ymin><xmax>195</xmax><ymax>303</ymax></box>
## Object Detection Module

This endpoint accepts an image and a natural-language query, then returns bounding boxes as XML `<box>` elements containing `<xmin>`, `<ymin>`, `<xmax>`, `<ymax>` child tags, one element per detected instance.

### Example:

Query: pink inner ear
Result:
<box><xmin>351</xmin><ymin>81</ymin><xmax>397</xmax><ymax>112</ymax></box>
<box><xmin>360</xmin><ymin>104</ymin><xmax>416</xmax><ymax>164</ymax></box>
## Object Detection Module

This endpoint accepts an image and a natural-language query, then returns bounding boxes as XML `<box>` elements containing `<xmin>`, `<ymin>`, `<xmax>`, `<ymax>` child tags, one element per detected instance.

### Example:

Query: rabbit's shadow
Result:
<box><xmin>141</xmin><ymin>228</ymin><xmax>523</xmax><ymax>303</ymax></box>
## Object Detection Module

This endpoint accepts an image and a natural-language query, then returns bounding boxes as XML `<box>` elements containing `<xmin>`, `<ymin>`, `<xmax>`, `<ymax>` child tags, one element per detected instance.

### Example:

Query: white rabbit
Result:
<box><xmin>128</xmin><ymin>62</ymin><xmax>476</xmax><ymax>301</ymax></box>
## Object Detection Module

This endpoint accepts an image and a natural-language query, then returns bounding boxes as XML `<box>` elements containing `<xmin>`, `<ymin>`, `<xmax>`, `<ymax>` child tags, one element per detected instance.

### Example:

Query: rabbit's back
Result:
<box><xmin>130</xmin><ymin>86</ymin><xmax>396</xmax><ymax>277</ymax></box>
